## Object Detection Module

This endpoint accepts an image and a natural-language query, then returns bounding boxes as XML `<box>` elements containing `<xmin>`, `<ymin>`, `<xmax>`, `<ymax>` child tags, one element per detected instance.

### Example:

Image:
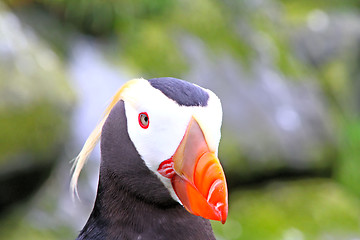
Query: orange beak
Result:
<box><xmin>158</xmin><ymin>117</ymin><xmax>228</xmax><ymax>223</ymax></box>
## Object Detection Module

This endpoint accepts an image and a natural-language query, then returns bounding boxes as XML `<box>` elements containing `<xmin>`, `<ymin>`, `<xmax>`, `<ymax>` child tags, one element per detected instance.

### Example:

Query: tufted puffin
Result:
<box><xmin>71</xmin><ymin>77</ymin><xmax>228</xmax><ymax>240</ymax></box>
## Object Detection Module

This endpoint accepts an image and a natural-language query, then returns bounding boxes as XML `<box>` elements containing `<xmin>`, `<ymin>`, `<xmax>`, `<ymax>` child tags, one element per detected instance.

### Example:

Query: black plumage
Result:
<box><xmin>149</xmin><ymin>77</ymin><xmax>209</xmax><ymax>107</ymax></box>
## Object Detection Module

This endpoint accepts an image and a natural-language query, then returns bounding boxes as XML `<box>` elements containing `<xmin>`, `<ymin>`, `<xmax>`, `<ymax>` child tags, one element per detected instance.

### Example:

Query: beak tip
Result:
<box><xmin>216</xmin><ymin>202</ymin><xmax>228</xmax><ymax>224</ymax></box>
<box><xmin>221</xmin><ymin>211</ymin><xmax>228</xmax><ymax>224</ymax></box>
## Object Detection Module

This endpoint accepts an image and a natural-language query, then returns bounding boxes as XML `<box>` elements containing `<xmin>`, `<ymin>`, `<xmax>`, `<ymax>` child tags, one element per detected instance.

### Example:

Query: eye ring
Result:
<box><xmin>138</xmin><ymin>112</ymin><xmax>149</xmax><ymax>129</ymax></box>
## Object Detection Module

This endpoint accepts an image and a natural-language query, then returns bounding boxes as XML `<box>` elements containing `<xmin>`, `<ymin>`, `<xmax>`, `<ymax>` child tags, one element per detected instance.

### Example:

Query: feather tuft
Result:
<box><xmin>70</xmin><ymin>78</ymin><xmax>144</xmax><ymax>199</ymax></box>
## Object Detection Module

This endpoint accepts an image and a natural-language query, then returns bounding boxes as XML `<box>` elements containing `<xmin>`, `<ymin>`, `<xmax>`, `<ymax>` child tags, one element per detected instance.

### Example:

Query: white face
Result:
<box><xmin>122</xmin><ymin>79</ymin><xmax>222</xmax><ymax>202</ymax></box>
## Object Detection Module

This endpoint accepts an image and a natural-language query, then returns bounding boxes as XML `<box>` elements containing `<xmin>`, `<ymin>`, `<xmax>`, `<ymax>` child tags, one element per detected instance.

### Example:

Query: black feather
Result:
<box><xmin>148</xmin><ymin>77</ymin><xmax>209</xmax><ymax>107</ymax></box>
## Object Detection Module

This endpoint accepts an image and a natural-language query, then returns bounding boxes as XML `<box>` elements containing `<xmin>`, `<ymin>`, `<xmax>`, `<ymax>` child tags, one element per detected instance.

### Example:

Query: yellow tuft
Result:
<box><xmin>70</xmin><ymin>78</ymin><xmax>144</xmax><ymax>198</ymax></box>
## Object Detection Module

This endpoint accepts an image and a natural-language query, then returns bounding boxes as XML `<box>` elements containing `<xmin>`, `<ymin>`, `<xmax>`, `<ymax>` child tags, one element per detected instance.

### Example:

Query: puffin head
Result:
<box><xmin>71</xmin><ymin>77</ymin><xmax>228</xmax><ymax>224</ymax></box>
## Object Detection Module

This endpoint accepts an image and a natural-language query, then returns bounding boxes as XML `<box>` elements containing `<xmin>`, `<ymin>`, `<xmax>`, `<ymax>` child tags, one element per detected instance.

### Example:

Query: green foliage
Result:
<box><xmin>7</xmin><ymin>0</ymin><xmax>175</xmax><ymax>36</ymax></box>
<box><xmin>0</xmin><ymin>103</ymin><xmax>68</xmax><ymax>166</ymax></box>
<box><xmin>172</xmin><ymin>0</ymin><xmax>252</xmax><ymax>61</ymax></box>
<box><xmin>335</xmin><ymin>120</ymin><xmax>360</xmax><ymax>197</ymax></box>
<box><xmin>0</xmin><ymin>206</ymin><xmax>74</xmax><ymax>240</ymax></box>
<box><xmin>282</xmin><ymin>0</ymin><xmax>360</xmax><ymax>25</ymax></box>
<box><xmin>121</xmin><ymin>22</ymin><xmax>188</xmax><ymax>77</ymax></box>
<box><xmin>212</xmin><ymin>179</ymin><xmax>360</xmax><ymax>240</ymax></box>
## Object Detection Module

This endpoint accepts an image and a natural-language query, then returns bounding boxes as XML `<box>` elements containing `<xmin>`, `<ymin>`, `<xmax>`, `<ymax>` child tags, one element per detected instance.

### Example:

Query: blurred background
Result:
<box><xmin>0</xmin><ymin>0</ymin><xmax>360</xmax><ymax>239</ymax></box>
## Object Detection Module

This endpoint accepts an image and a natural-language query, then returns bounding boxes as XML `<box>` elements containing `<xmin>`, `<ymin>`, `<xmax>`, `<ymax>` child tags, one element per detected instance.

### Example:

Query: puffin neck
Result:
<box><xmin>78</xmin><ymin>168</ymin><xmax>215</xmax><ymax>240</ymax></box>
<box><xmin>78</xmin><ymin>169</ymin><xmax>176</xmax><ymax>240</ymax></box>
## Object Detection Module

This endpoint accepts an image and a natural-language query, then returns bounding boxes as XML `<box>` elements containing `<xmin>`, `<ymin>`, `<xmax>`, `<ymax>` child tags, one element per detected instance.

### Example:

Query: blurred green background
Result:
<box><xmin>0</xmin><ymin>0</ymin><xmax>360</xmax><ymax>239</ymax></box>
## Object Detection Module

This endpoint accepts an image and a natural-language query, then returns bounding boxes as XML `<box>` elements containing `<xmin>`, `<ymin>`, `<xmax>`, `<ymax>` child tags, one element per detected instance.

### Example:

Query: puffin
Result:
<box><xmin>71</xmin><ymin>77</ymin><xmax>228</xmax><ymax>240</ymax></box>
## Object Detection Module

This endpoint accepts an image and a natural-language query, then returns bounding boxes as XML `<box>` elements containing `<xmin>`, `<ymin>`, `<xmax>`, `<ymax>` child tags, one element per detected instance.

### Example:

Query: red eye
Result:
<box><xmin>138</xmin><ymin>112</ymin><xmax>149</xmax><ymax>129</ymax></box>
